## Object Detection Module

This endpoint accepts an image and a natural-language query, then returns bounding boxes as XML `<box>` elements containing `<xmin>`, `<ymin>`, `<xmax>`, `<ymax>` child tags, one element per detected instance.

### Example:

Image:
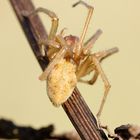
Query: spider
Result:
<box><xmin>23</xmin><ymin>0</ymin><xmax>118</xmax><ymax>124</ymax></box>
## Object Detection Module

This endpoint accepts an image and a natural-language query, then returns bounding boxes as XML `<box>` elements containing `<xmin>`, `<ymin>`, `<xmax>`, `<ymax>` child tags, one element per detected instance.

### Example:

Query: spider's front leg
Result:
<box><xmin>72</xmin><ymin>0</ymin><xmax>94</xmax><ymax>55</ymax></box>
<box><xmin>22</xmin><ymin>7</ymin><xmax>59</xmax><ymax>56</ymax></box>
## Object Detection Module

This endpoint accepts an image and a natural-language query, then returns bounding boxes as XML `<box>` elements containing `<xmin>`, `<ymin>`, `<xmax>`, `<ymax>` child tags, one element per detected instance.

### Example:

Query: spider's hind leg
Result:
<box><xmin>79</xmin><ymin>70</ymin><xmax>99</xmax><ymax>85</ymax></box>
<box><xmin>78</xmin><ymin>48</ymin><xmax>118</xmax><ymax>133</ymax></box>
<box><xmin>92</xmin><ymin>56</ymin><xmax>111</xmax><ymax>122</ymax></box>
<box><xmin>93</xmin><ymin>47</ymin><xmax>118</xmax><ymax>119</ymax></box>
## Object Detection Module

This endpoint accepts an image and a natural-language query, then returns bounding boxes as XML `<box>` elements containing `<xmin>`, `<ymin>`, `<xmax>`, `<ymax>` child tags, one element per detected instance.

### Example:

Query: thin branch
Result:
<box><xmin>9</xmin><ymin>0</ymin><xmax>104</xmax><ymax>140</ymax></box>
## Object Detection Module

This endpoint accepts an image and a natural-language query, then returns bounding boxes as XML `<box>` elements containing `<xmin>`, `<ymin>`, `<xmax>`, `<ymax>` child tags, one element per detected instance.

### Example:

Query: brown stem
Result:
<box><xmin>9</xmin><ymin>0</ymin><xmax>103</xmax><ymax>140</ymax></box>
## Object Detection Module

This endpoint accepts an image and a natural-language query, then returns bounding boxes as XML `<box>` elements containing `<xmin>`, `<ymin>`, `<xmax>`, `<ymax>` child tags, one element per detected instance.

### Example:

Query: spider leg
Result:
<box><xmin>22</xmin><ymin>7</ymin><xmax>59</xmax><ymax>56</ymax></box>
<box><xmin>92</xmin><ymin>56</ymin><xmax>111</xmax><ymax>125</ymax></box>
<box><xmin>79</xmin><ymin>70</ymin><xmax>99</xmax><ymax>85</ymax></box>
<box><xmin>39</xmin><ymin>47</ymin><xmax>66</xmax><ymax>81</ymax></box>
<box><xmin>60</xmin><ymin>28</ymin><xmax>67</xmax><ymax>37</ymax></box>
<box><xmin>94</xmin><ymin>47</ymin><xmax>119</xmax><ymax>61</ymax></box>
<box><xmin>77</xmin><ymin>50</ymin><xmax>118</xmax><ymax>136</ymax></box>
<box><xmin>83</xmin><ymin>29</ymin><xmax>103</xmax><ymax>54</ymax></box>
<box><xmin>77</xmin><ymin>47</ymin><xmax>118</xmax><ymax>82</ymax></box>
<box><xmin>39</xmin><ymin>34</ymin><xmax>69</xmax><ymax>81</ymax></box>
<box><xmin>72</xmin><ymin>1</ymin><xmax>94</xmax><ymax>54</ymax></box>
<box><xmin>82</xmin><ymin>48</ymin><xmax>118</xmax><ymax>84</ymax></box>
<box><xmin>93</xmin><ymin>48</ymin><xmax>118</xmax><ymax>121</ymax></box>
<box><xmin>22</xmin><ymin>7</ymin><xmax>58</xmax><ymax>39</ymax></box>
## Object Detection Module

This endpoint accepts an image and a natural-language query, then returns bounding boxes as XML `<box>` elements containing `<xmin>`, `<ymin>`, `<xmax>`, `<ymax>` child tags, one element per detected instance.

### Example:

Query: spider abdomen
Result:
<box><xmin>47</xmin><ymin>59</ymin><xmax>77</xmax><ymax>107</ymax></box>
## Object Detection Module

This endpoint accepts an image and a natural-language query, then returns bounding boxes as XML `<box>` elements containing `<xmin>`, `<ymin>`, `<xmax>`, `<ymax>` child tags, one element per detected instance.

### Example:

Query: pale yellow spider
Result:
<box><xmin>24</xmin><ymin>0</ymin><xmax>118</xmax><ymax>125</ymax></box>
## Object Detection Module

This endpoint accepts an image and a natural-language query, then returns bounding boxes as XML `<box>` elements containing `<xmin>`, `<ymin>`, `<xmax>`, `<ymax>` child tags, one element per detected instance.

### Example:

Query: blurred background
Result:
<box><xmin>0</xmin><ymin>0</ymin><xmax>140</xmax><ymax>134</ymax></box>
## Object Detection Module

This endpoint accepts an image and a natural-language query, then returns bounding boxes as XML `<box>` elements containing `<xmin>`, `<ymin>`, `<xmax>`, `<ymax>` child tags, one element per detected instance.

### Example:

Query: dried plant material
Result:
<box><xmin>113</xmin><ymin>124</ymin><xmax>140</xmax><ymax>140</ymax></box>
<box><xmin>129</xmin><ymin>125</ymin><xmax>140</xmax><ymax>138</ymax></box>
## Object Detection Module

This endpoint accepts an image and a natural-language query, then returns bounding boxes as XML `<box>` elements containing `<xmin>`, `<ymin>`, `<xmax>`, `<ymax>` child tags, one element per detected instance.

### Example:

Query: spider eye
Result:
<box><xmin>64</xmin><ymin>35</ymin><xmax>79</xmax><ymax>46</ymax></box>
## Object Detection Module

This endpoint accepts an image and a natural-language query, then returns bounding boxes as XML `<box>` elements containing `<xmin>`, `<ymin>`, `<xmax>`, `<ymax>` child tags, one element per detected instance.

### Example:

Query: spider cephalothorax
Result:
<box><xmin>64</xmin><ymin>35</ymin><xmax>80</xmax><ymax>62</ymax></box>
<box><xmin>24</xmin><ymin>0</ymin><xmax>118</xmax><ymax>126</ymax></box>
<box><xmin>64</xmin><ymin>35</ymin><xmax>79</xmax><ymax>46</ymax></box>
